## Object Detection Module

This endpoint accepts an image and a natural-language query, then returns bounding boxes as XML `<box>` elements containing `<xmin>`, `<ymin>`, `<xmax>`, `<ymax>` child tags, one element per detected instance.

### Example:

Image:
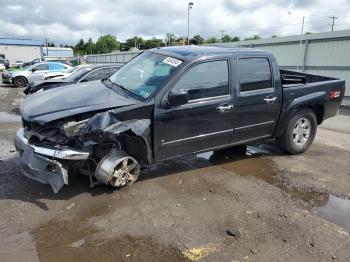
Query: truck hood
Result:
<box><xmin>22</xmin><ymin>80</ymin><xmax>139</xmax><ymax>124</ymax></box>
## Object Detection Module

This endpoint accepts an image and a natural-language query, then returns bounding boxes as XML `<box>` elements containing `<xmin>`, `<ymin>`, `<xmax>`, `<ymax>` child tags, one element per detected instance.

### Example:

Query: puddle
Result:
<box><xmin>0</xmin><ymin>112</ymin><xmax>21</xmax><ymax>123</ymax></box>
<box><xmin>196</xmin><ymin>145</ymin><xmax>328</xmax><ymax>204</ymax></box>
<box><xmin>317</xmin><ymin>195</ymin><xmax>350</xmax><ymax>232</ymax></box>
<box><xmin>197</xmin><ymin>145</ymin><xmax>350</xmax><ymax>231</ymax></box>
<box><xmin>32</xmin><ymin>219</ymin><xmax>187</xmax><ymax>262</ymax></box>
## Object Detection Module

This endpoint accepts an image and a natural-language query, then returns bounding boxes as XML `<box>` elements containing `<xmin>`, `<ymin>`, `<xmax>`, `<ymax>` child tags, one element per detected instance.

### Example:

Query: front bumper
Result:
<box><xmin>1</xmin><ymin>76</ymin><xmax>12</xmax><ymax>84</ymax></box>
<box><xmin>14</xmin><ymin>128</ymin><xmax>90</xmax><ymax>193</ymax></box>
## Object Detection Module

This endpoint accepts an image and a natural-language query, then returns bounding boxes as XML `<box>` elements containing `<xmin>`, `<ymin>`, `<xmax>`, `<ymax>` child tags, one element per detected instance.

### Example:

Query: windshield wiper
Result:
<box><xmin>103</xmin><ymin>78</ymin><xmax>131</xmax><ymax>96</ymax></box>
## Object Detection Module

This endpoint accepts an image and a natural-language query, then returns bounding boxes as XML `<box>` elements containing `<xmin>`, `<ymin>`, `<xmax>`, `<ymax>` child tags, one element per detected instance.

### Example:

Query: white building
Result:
<box><xmin>0</xmin><ymin>38</ymin><xmax>43</xmax><ymax>64</ymax></box>
<box><xmin>43</xmin><ymin>47</ymin><xmax>73</xmax><ymax>58</ymax></box>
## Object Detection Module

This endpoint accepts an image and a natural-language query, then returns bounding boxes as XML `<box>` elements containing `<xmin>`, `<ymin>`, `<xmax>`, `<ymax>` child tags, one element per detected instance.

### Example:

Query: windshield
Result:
<box><xmin>65</xmin><ymin>67</ymin><xmax>93</xmax><ymax>82</ymax></box>
<box><xmin>109</xmin><ymin>52</ymin><xmax>182</xmax><ymax>99</ymax></box>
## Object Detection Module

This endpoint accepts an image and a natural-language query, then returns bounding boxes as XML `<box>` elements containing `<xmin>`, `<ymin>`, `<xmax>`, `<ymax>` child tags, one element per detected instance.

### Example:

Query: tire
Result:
<box><xmin>276</xmin><ymin>109</ymin><xmax>317</xmax><ymax>154</ymax></box>
<box><xmin>13</xmin><ymin>77</ymin><xmax>28</xmax><ymax>88</ymax></box>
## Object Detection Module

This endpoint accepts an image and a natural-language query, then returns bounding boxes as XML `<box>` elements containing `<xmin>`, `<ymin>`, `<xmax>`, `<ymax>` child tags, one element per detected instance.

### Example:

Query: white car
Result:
<box><xmin>41</xmin><ymin>64</ymin><xmax>89</xmax><ymax>80</ymax></box>
<box><xmin>10</xmin><ymin>62</ymin><xmax>72</xmax><ymax>87</ymax></box>
<box><xmin>0</xmin><ymin>64</ymin><xmax>5</xmax><ymax>70</ymax></box>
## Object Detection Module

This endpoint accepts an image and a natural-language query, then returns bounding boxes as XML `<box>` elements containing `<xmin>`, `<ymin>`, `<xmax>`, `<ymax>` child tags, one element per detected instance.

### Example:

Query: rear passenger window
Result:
<box><xmin>238</xmin><ymin>58</ymin><xmax>272</xmax><ymax>92</ymax></box>
<box><xmin>82</xmin><ymin>68</ymin><xmax>106</xmax><ymax>82</ymax></box>
<box><xmin>173</xmin><ymin>60</ymin><xmax>229</xmax><ymax>101</ymax></box>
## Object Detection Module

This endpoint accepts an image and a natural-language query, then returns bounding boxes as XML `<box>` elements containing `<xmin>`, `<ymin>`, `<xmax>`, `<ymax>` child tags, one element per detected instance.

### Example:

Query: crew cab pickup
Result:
<box><xmin>14</xmin><ymin>46</ymin><xmax>346</xmax><ymax>193</ymax></box>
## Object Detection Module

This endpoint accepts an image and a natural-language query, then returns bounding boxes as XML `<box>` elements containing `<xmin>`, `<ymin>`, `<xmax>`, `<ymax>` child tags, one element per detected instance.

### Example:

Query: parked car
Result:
<box><xmin>13</xmin><ymin>61</ymin><xmax>24</xmax><ymax>68</ymax></box>
<box><xmin>1</xmin><ymin>67</ymin><xmax>23</xmax><ymax>84</ymax></box>
<box><xmin>24</xmin><ymin>64</ymin><xmax>120</xmax><ymax>94</ymax></box>
<box><xmin>0</xmin><ymin>58</ymin><xmax>10</xmax><ymax>69</ymax></box>
<box><xmin>40</xmin><ymin>64</ymin><xmax>92</xmax><ymax>80</ymax></box>
<box><xmin>14</xmin><ymin>46</ymin><xmax>346</xmax><ymax>193</ymax></box>
<box><xmin>10</xmin><ymin>62</ymin><xmax>72</xmax><ymax>87</ymax></box>
<box><xmin>22</xmin><ymin>58</ymin><xmax>44</xmax><ymax>68</ymax></box>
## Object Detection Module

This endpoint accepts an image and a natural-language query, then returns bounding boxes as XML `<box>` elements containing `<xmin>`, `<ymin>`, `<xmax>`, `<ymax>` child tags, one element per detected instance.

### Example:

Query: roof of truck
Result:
<box><xmin>150</xmin><ymin>45</ymin><xmax>270</xmax><ymax>60</ymax></box>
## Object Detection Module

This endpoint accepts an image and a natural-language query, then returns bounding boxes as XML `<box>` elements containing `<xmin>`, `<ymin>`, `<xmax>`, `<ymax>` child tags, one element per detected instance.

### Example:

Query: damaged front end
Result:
<box><xmin>15</xmin><ymin>110</ymin><xmax>152</xmax><ymax>193</ymax></box>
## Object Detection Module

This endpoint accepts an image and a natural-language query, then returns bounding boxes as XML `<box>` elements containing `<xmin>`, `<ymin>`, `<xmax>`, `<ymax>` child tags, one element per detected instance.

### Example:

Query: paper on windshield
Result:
<box><xmin>163</xmin><ymin>57</ymin><xmax>182</xmax><ymax>67</ymax></box>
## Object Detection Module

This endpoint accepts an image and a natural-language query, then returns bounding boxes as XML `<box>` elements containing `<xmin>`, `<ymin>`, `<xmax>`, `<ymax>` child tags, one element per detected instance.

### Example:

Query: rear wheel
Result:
<box><xmin>13</xmin><ymin>77</ymin><xmax>28</xmax><ymax>88</ymax></box>
<box><xmin>276</xmin><ymin>109</ymin><xmax>317</xmax><ymax>154</ymax></box>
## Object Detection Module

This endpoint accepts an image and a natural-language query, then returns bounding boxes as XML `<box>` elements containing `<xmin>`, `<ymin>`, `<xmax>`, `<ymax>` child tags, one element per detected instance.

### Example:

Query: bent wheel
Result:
<box><xmin>95</xmin><ymin>150</ymin><xmax>140</xmax><ymax>188</ymax></box>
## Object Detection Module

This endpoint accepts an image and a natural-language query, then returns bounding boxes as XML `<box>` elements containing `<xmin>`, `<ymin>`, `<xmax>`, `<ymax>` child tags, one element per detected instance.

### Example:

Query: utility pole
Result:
<box><xmin>220</xmin><ymin>30</ymin><xmax>225</xmax><ymax>42</ymax></box>
<box><xmin>329</xmin><ymin>16</ymin><xmax>338</xmax><ymax>31</ymax></box>
<box><xmin>297</xmin><ymin>16</ymin><xmax>305</xmax><ymax>71</ymax></box>
<box><xmin>187</xmin><ymin>2</ymin><xmax>194</xmax><ymax>45</ymax></box>
<box><xmin>45</xmin><ymin>38</ymin><xmax>49</xmax><ymax>57</ymax></box>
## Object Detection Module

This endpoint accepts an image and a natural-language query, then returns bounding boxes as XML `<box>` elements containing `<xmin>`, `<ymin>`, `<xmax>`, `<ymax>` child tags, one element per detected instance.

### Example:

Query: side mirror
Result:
<box><xmin>168</xmin><ymin>90</ymin><xmax>189</xmax><ymax>107</ymax></box>
<box><xmin>80</xmin><ymin>78</ymin><xmax>88</xmax><ymax>83</ymax></box>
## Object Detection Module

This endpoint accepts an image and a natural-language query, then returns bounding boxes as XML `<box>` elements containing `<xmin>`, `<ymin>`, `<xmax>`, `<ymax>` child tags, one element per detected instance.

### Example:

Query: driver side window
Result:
<box><xmin>172</xmin><ymin>60</ymin><xmax>229</xmax><ymax>101</ymax></box>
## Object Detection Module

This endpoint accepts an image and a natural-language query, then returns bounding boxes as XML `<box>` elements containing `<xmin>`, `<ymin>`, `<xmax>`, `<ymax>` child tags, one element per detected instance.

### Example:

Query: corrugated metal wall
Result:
<box><xmin>85</xmin><ymin>51</ymin><xmax>140</xmax><ymax>64</ymax></box>
<box><xmin>0</xmin><ymin>45</ymin><xmax>42</xmax><ymax>64</ymax></box>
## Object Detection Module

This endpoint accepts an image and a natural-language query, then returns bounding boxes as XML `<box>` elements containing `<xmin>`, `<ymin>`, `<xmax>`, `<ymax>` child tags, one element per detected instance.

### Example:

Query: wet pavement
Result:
<box><xmin>0</xmin><ymin>83</ymin><xmax>350</xmax><ymax>261</ymax></box>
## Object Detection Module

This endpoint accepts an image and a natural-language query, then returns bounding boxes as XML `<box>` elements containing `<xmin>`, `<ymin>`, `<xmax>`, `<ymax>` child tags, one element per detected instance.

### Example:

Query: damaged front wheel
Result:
<box><xmin>95</xmin><ymin>150</ymin><xmax>140</xmax><ymax>188</ymax></box>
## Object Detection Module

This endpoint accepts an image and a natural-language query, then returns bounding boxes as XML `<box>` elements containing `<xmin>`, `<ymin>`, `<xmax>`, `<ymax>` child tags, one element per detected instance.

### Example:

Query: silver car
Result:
<box><xmin>10</xmin><ymin>62</ymin><xmax>71</xmax><ymax>87</ymax></box>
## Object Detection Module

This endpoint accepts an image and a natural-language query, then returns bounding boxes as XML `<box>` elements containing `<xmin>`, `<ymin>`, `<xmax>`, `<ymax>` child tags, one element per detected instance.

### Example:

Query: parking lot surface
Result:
<box><xmin>0</xmin><ymin>81</ymin><xmax>350</xmax><ymax>262</ymax></box>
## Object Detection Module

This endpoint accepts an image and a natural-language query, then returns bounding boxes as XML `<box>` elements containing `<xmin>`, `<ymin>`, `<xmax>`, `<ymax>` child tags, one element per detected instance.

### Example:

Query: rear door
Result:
<box><xmin>29</xmin><ymin>63</ymin><xmax>49</xmax><ymax>82</ymax></box>
<box><xmin>232</xmin><ymin>57</ymin><xmax>281</xmax><ymax>141</ymax></box>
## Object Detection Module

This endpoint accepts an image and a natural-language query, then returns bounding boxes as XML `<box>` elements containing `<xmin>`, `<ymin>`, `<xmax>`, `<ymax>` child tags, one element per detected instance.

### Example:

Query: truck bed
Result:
<box><xmin>280</xmin><ymin>69</ymin><xmax>337</xmax><ymax>87</ymax></box>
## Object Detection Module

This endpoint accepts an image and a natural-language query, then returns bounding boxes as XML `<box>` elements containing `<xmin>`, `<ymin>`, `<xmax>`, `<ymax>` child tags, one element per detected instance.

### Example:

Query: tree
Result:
<box><xmin>95</xmin><ymin>34</ymin><xmax>120</xmax><ymax>53</ymax></box>
<box><xmin>192</xmin><ymin>35</ymin><xmax>204</xmax><ymax>45</ymax></box>
<box><xmin>125</xmin><ymin>36</ymin><xmax>144</xmax><ymax>50</ymax></box>
<box><xmin>141</xmin><ymin>38</ymin><xmax>164</xmax><ymax>49</ymax></box>
<box><xmin>165</xmin><ymin>33</ymin><xmax>177</xmax><ymax>46</ymax></box>
<box><xmin>74</xmin><ymin>38</ymin><xmax>86</xmax><ymax>55</ymax></box>
<box><xmin>84</xmin><ymin>38</ymin><xmax>95</xmax><ymax>54</ymax></box>
<box><xmin>204</xmin><ymin>37</ymin><xmax>218</xmax><ymax>44</ymax></box>
<box><xmin>222</xmin><ymin>35</ymin><xmax>239</xmax><ymax>43</ymax></box>
<box><xmin>244</xmin><ymin>35</ymin><xmax>261</xmax><ymax>41</ymax></box>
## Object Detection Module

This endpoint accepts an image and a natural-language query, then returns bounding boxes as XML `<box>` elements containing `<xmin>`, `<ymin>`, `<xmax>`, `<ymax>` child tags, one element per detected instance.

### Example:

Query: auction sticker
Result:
<box><xmin>163</xmin><ymin>57</ymin><xmax>182</xmax><ymax>67</ymax></box>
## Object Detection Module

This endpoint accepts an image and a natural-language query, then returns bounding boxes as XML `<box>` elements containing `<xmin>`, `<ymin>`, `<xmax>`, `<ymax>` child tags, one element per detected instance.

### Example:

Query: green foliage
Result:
<box><xmin>95</xmin><ymin>34</ymin><xmax>120</xmax><ymax>54</ymax></box>
<box><xmin>73</xmin><ymin>35</ymin><xmax>120</xmax><ymax>55</ymax></box>
<box><xmin>204</xmin><ymin>37</ymin><xmax>218</xmax><ymax>44</ymax></box>
<box><xmin>124</xmin><ymin>36</ymin><xmax>164</xmax><ymax>50</ymax></box>
<box><xmin>192</xmin><ymin>35</ymin><xmax>204</xmax><ymax>44</ymax></box>
<box><xmin>244</xmin><ymin>35</ymin><xmax>261</xmax><ymax>41</ymax></box>
<box><xmin>222</xmin><ymin>34</ymin><xmax>240</xmax><ymax>42</ymax></box>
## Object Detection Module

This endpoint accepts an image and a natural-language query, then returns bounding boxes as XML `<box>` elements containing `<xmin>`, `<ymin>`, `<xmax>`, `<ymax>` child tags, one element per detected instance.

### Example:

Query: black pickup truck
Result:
<box><xmin>14</xmin><ymin>46</ymin><xmax>346</xmax><ymax>193</ymax></box>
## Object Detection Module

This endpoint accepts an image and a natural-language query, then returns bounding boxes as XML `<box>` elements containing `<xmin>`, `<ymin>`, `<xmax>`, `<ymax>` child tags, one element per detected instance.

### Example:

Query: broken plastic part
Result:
<box><xmin>78</xmin><ymin>111</ymin><xmax>152</xmax><ymax>165</ymax></box>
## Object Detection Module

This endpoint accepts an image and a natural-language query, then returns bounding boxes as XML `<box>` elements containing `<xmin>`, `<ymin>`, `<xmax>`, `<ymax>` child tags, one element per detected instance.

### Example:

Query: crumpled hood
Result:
<box><xmin>22</xmin><ymin>80</ymin><xmax>139</xmax><ymax>124</ymax></box>
<box><xmin>33</xmin><ymin>79</ymin><xmax>70</xmax><ymax>87</ymax></box>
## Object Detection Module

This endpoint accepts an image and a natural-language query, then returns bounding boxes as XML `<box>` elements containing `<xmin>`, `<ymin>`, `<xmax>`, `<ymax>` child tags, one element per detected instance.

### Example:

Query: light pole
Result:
<box><xmin>288</xmin><ymin>11</ymin><xmax>305</xmax><ymax>71</ymax></box>
<box><xmin>297</xmin><ymin>16</ymin><xmax>305</xmax><ymax>71</ymax></box>
<box><xmin>187</xmin><ymin>2</ymin><xmax>194</xmax><ymax>45</ymax></box>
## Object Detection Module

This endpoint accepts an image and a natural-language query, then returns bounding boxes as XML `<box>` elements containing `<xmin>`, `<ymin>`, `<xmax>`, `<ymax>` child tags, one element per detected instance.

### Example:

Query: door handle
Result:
<box><xmin>264</xmin><ymin>96</ymin><xmax>277</xmax><ymax>104</ymax></box>
<box><xmin>216</xmin><ymin>104</ymin><xmax>234</xmax><ymax>113</ymax></box>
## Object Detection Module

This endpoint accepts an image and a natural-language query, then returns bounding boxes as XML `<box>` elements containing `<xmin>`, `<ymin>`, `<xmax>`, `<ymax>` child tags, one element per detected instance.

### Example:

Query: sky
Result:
<box><xmin>1</xmin><ymin>0</ymin><xmax>350</xmax><ymax>45</ymax></box>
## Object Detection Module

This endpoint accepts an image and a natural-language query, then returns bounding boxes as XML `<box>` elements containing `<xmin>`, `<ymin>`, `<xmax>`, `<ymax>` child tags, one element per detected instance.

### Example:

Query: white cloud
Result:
<box><xmin>1</xmin><ymin>0</ymin><xmax>350</xmax><ymax>44</ymax></box>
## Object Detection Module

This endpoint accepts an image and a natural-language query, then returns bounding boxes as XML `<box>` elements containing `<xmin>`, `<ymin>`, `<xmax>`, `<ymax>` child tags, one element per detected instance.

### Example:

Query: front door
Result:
<box><xmin>154</xmin><ymin>59</ymin><xmax>236</xmax><ymax>161</ymax></box>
